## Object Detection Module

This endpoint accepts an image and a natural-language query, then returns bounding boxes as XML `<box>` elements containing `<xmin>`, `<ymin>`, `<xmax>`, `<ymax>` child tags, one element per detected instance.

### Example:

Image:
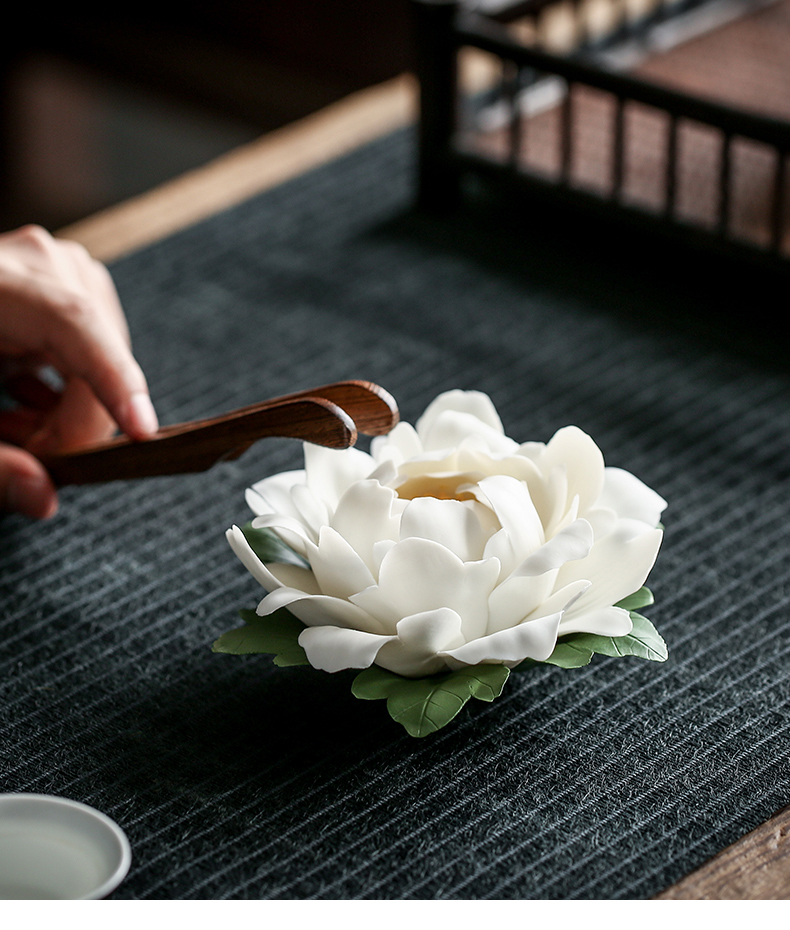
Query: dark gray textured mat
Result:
<box><xmin>2</xmin><ymin>129</ymin><xmax>790</xmax><ymax>899</ymax></box>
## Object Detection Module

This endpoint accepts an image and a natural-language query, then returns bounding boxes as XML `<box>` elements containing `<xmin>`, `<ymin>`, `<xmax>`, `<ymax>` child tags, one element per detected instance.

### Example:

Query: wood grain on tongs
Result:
<box><xmin>42</xmin><ymin>380</ymin><xmax>398</xmax><ymax>487</ymax></box>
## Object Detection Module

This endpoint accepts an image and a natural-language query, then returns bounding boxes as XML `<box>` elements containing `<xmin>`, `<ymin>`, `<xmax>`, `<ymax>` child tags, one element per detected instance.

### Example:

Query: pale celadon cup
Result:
<box><xmin>0</xmin><ymin>794</ymin><xmax>131</xmax><ymax>899</ymax></box>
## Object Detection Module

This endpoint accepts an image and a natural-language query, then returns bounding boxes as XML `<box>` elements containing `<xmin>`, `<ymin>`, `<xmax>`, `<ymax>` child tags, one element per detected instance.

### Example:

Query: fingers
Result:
<box><xmin>0</xmin><ymin>226</ymin><xmax>158</xmax><ymax>442</ymax></box>
<box><xmin>0</xmin><ymin>442</ymin><xmax>58</xmax><ymax>519</ymax></box>
<box><xmin>0</xmin><ymin>226</ymin><xmax>159</xmax><ymax>518</ymax></box>
<box><xmin>25</xmin><ymin>378</ymin><xmax>116</xmax><ymax>457</ymax></box>
<box><xmin>67</xmin><ymin>240</ymin><xmax>131</xmax><ymax>346</ymax></box>
<box><xmin>43</xmin><ymin>307</ymin><xmax>159</xmax><ymax>441</ymax></box>
<box><xmin>0</xmin><ymin>406</ymin><xmax>48</xmax><ymax>448</ymax></box>
<box><xmin>2</xmin><ymin>367</ymin><xmax>61</xmax><ymax>411</ymax></box>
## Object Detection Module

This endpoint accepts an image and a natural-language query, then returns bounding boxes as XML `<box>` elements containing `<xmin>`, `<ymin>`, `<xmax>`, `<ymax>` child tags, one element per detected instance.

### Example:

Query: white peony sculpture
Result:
<box><xmin>217</xmin><ymin>390</ymin><xmax>668</xmax><ymax>736</ymax></box>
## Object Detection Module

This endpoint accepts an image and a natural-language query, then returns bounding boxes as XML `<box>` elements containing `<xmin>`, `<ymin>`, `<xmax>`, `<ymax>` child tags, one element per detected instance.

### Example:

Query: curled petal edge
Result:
<box><xmin>299</xmin><ymin>625</ymin><xmax>396</xmax><ymax>673</ymax></box>
<box><xmin>510</xmin><ymin>518</ymin><xmax>594</xmax><ymax>578</ymax></box>
<box><xmin>226</xmin><ymin>525</ymin><xmax>284</xmax><ymax>592</ymax></box>
<box><xmin>443</xmin><ymin>610</ymin><xmax>563</xmax><ymax>667</ymax></box>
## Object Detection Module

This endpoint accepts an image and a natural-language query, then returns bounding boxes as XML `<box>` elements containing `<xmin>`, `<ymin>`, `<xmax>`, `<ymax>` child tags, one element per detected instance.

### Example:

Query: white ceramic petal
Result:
<box><xmin>420</xmin><ymin>411</ymin><xmax>518</xmax><ymax>456</ymax></box>
<box><xmin>487</xmin><ymin>577</ymin><xmax>590</xmax><ymax>635</ymax></box>
<box><xmin>460</xmin><ymin>428</ymin><xmax>519</xmax><ymax>457</ymax></box>
<box><xmin>265</xmin><ymin>562</ymin><xmax>321</xmax><ymax>595</ymax></box>
<box><xmin>395</xmin><ymin>448</ymin><xmax>462</xmax><ymax>477</ymax></box>
<box><xmin>370</xmin><ymin>421</ymin><xmax>423</xmax><ymax>467</ymax></box>
<box><xmin>371</xmin><ymin>539</ymin><xmax>397</xmax><ymax>576</ymax></box>
<box><xmin>373</xmin><ymin>646</ymin><xmax>450</xmax><ymax>678</ymax></box>
<box><xmin>258</xmin><ymin>588</ymin><xmax>387</xmax><ymax>634</ymax></box>
<box><xmin>399</xmin><ymin>497</ymin><xmax>492</xmax><ymax>562</ymax></box>
<box><xmin>617</xmin><ymin>517</ymin><xmax>663</xmax><ymax>541</ymax></box>
<box><xmin>524</xmin><ymin>579</ymin><xmax>592</xmax><ymax>622</ymax></box>
<box><xmin>550</xmin><ymin>494</ymin><xmax>580</xmax><ymax>535</ymax></box>
<box><xmin>599</xmin><ymin>467</ymin><xmax>667</xmax><ymax>526</ymax></box>
<box><xmin>245</xmin><ymin>487</ymin><xmax>270</xmax><ymax>517</ymax></box>
<box><xmin>247</xmin><ymin>470</ymin><xmax>305</xmax><ymax>519</ymax></box>
<box><xmin>250</xmin><ymin>513</ymin><xmax>314</xmax><ymax>557</ymax></box>
<box><xmin>584</xmin><ymin>506</ymin><xmax>617</xmax><ymax>540</ymax></box>
<box><xmin>330</xmin><ymin>480</ymin><xmax>400</xmax><ymax>573</ymax></box>
<box><xmin>466</xmin><ymin>498</ymin><xmax>503</xmax><ymax>542</ymax></box>
<box><xmin>416</xmin><ymin>390</ymin><xmax>505</xmax><ymax>439</ymax></box>
<box><xmin>558</xmin><ymin>525</ymin><xmax>663</xmax><ymax>615</ymax></box>
<box><xmin>291</xmin><ymin>484</ymin><xmax>331</xmax><ymax>533</ymax></box>
<box><xmin>350</xmin><ymin>537</ymin><xmax>499</xmax><ymax>641</ymax></box>
<box><xmin>303</xmin><ymin>444</ymin><xmax>376</xmax><ymax>510</ymax></box>
<box><xmin>476</xmin><ymin>475</ymin><xmax>544</xmax><ymax>573</ymax></box>
<box><xmin>516</xmin><ymin>440</ymin><xmax>546</xmax><ymax>462</ymax></box>
<box><xmin>396</xmin><ymin>608</ymin><xmax>465</xmax><ymax>654</ymax></box>
<box><xmin>366</xmin><ymin>458</ymin><xmax>399</xmax><ymax>487</ymax></box>
<box><xmin>526</xmin><ymin>462</ymin><xmax>569</xmax><ymax>534</ymax></box>
<box><xmin>558</xmin><ymin>605</ymin><xmax>633</xmax><ymax>636</ymax></box>
<box><xmin>444</xmin><ymin>610</ymin><xmax>563</xmax><ymax>666</ymax></box>
<box><xmin>304</xmin><ymin>526</ymin><xmax>376</xmax><ymax>601</ymax></box>
<box><xmin>299</xmin><ymin>626</ymin><xmax>394</xmax><ymax>672</ymax></box>
<box><xmin>486</xmin><ymin>573</ymin><xmax>556</xmax><ymax>634</ymax></box>
<box><xmin>255</xmin><ymin>586</ymin><xmax>308</xmax><ymax>614</ymax></box>
<box><xmin>510</xmin><ymin>518</ymin><xmax>593</xmax><ymax>577</ymax></box>
<box><xmin>374</xmin><ymin>608</ymin><xmax>465</xmax><ymax>677</ymax></box>
<box><xmin>481</xmin><ymin>528</ymin><xmax>514</xmax><ymax>581</ymax></box>
<box><xmin>478</xmin><ymin>452</ymin><xmax>541</xmax><ymax>486</ymax></box>
<box><xmin>226</xmin><ymin>526</ymin><xmax>284</xmax><ymax>592</ymax></box>
<box><xmin>541</xmin><ymin>426</ymin><xmax>605</xmax><ymax>514</ymax></box>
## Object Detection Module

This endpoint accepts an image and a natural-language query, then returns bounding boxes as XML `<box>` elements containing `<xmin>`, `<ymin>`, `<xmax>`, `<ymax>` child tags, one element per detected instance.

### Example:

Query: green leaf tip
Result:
<box><xmin>563</xmin><ymin>611</ymin><xmax>667</xmax><ymax>663</ymax></box>
<box><xmin>541</xmin><ymin>639</ymin><xmax>594</xmax><ymax>669</ymax></box>
<box><xmin>614</xmin><ymin>586</ymin><xmax>655</xmax><ymax>612</ymax></box>
<box><xmin>212</xmin><ymin>607</ymin><xmax>310</xmax><ymax>666</ymax></box>
<box><xmin>512</xmin><ymin>589</ymin><xmax>667</xmax><ymax>671</ymax></box>
<box><xmin>536</xmin><ymin>592</ymin><xmax>667</xmax><ymax>668</ymax></box>
<box><xmin>352</xmin><ymin>663</ymin><xmax>511</xmax><ymax>737</ymax></box>
<box><xmin>241</xmin><ymin>522</ymin><xmax>307</xmax><ymax>566</ymax></box>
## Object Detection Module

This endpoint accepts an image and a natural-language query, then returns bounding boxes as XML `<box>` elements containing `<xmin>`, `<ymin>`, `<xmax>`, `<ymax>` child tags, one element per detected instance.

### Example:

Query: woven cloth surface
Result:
<box><xmin>2</xmin><ymin>129</ymin><xmax>789</xmax><ymax>899</ymax></box>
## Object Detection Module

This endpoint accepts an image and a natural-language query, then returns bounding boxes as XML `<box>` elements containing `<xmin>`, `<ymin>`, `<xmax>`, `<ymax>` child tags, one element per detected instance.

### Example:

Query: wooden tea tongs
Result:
<box><xmin>41</xmin><ymin>380</ymin><xmax>399</xmax><ymax>487</ymax></box>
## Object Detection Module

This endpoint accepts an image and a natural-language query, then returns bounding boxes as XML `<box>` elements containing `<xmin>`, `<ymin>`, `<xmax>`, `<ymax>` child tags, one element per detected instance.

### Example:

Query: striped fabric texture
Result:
<box><xmin>1</xmin><ymin>130</ymin><xmax>789</xmax><ymax>898</ymax></box>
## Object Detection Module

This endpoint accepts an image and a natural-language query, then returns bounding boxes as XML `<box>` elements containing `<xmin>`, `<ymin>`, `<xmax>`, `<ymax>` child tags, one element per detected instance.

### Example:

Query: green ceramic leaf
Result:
<box><xmin>352</xmin><ymin>664</ymin><xmax>510</xmax><ymax>737</ymax></box>
<box><xmin>540</xmin><ymin>639</ymin><xmax>594</xmax><ymax>668</ymax></box>
<box><xmin>614</xmin><ymin>587</ymin><xmax>654</xmax><ymax>612</ymax></box>
<box><xmin>567</xmin><ymin>611</ymin><xmax>668</xmax><ymax>662</ymax></box>
<box><xmin>241</xmin><ymin>522</ymin><xmax>306</xmax><ymax>566</ymax></box>
<box><xmin>351</xmin><ymin>665</ymin><xmax>403</xmax><ymax>700</ymax></box>
<box><xmin>513</xmin><ymin>588</ymin><xmax>664</xmax><ymax>670</ymax></box>
<box><xmin>212</xmin><ymin>607</ymin><xmax>310</xmax><ymax>666</ymax></box>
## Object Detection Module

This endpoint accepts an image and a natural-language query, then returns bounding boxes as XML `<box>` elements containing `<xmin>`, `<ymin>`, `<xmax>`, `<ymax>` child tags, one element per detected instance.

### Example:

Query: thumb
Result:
<box><xmin>0</xmin><ymin>444</ymin><xmax>58</xmax><ymax>519</ymax></box>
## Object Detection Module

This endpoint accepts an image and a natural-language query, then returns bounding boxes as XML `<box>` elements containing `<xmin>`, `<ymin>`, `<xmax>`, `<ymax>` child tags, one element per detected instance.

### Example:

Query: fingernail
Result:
<box><xmin>127</xmin><ymin>392</ymin><xmax>159</xmax><ymax>437</ymax></box>
<box><xmin>8</xmin><ymin>472</ymin><xmax>58</xmax><ymax>519</ymax></box>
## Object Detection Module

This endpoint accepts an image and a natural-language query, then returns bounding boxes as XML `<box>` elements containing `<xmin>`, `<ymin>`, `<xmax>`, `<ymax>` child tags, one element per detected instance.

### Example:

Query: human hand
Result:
<box><xmin>0</xmin><ymin>225</ymin><xmax>158</xmax><ymax>519</ymax></box>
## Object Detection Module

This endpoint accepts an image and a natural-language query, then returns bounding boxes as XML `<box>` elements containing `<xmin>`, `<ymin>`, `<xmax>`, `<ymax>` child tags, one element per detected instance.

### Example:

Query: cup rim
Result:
<box><xmin>0</xmin><ymin>793</ymin><xmax>132</xmax><ymax>899</ymax></box>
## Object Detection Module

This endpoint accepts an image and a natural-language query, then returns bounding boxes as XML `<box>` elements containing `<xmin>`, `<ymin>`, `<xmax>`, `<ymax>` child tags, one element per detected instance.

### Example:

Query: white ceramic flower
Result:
<box><xmin>227</xmin><ymin>390</ymin><xmax>666</xmax><ymax>679</ymax></box>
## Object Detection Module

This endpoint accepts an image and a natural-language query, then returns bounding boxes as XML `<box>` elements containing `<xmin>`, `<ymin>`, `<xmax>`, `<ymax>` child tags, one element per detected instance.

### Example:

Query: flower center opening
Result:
<box><xmin>395</xmin><ymin>473</ymin><xmax>478</xmax><ymax>502</ymax></box>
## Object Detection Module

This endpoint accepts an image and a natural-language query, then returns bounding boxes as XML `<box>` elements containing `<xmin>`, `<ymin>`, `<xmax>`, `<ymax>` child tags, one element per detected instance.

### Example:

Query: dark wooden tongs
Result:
<box><xmin>42</xmin><ymin>380</ymin><xmax>398</xmax><ymax>486</ymax></box>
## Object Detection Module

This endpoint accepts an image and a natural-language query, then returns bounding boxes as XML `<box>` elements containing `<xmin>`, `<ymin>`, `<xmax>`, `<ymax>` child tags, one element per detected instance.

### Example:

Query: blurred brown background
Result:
<box><xmin>1</xmin><ymin>1</ymin><xmax>412</xmax><ymax>232</ymax></box>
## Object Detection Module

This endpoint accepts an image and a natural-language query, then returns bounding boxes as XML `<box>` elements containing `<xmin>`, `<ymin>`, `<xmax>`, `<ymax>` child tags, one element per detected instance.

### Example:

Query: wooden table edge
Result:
<box><xmin>56</xmin><ymin>69</ymin><xmax>790</xmax><ymax>901</ymax></box>
<box><xmin>57</xmin><ymin>73</ymin><xmax>417</xmax><ymax>264</ymax></box>
<box><xmin>654</xmin><ymin>805</ymin><xmax>790</xmax><ymax>900</ymax></box>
